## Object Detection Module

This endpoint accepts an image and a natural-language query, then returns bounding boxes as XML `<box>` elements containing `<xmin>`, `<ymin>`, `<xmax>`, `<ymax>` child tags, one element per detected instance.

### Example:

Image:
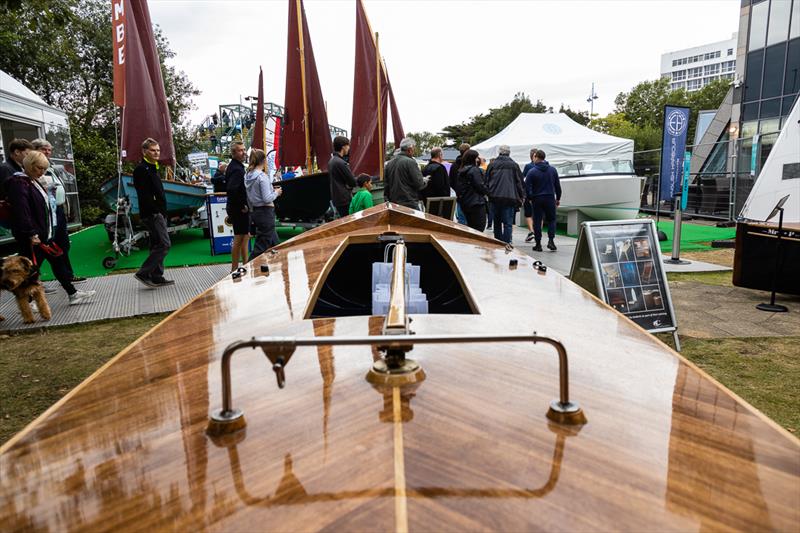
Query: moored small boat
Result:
<box><xmin>100</xmin><ymin>174</ymin><xmax>207</xmax><ymax>222</ymax></box>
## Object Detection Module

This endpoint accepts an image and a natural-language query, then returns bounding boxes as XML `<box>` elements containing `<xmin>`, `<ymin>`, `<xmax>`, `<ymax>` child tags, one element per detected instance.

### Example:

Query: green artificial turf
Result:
<box><xmin>37</xmin><ymin>224</ymin><xmax>305</xmax><ymax>280</ymax></box>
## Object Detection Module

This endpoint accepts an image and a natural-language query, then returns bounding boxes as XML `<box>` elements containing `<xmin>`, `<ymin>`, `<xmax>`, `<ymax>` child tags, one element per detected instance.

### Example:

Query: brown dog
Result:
<box><xmin>0</xmin><ymin>256</ymin><xmax>51</xmax><ymax>323</ymax></box>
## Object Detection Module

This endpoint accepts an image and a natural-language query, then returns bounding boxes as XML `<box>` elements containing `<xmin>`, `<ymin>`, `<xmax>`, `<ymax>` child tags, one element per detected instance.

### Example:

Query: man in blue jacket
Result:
<box><xmin>524</xmin><ymin>149</ymin><xmax>561</xmax><ymax>252</ymax></box>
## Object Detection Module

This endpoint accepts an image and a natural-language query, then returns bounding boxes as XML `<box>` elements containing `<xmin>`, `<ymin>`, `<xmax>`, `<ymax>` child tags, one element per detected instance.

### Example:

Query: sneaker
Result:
<box><xmin>525</xmin><ymin>232</ymin><xmax>535</xmax><ymax>243</ymax></box>
<box><xmin>547</xmin><ymin>240</ymin><xmax>557</xmax><ymax>251</ymax></box>
<box><xmin>71</xmin><ymin>276</ymin><xmax>87</xmax><ymax>283</ymax></box>
<box><xmin>532</xmin><ymin>243</ymin><xmax>543</xmax><ymax>252</ymax></box>
<box><xmin>151</xmin><ymin>277</ymin><xmax>175</xmax><ymax>286</ymax></box>
<box><xmin>69</xmin><ymin>289</ymin><xmax>96</xmax><ymax>306</ymax></box>
<box><xmin>44</xmin><ymin>285</ymin><xmax>57</xmax><ymax>294</ymax></box>
<box><xmin>134</xmin><ymin>273</ymin><xmax>158</xmax><ymax>288</ymax></box>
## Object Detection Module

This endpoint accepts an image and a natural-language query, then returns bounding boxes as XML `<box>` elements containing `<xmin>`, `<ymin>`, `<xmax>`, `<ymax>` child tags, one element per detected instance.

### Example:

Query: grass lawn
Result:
<box><xmin>667</xmin><ymin>270</ymin><xmax>733</xmax><ymax>286</ymax></box>
<box><xmin>664</xmin><ymin>335</ymin><xmax>800</xmax><ymax>433</ymax></box>
<box><xmin>0</xmin><ymin>314</ymin><xmax>166</xmax><ymax>445</ymax></box>
<box><xmin>1</xmin><ymin>317</ymin><xmax>797</xmax><ymax>446</ymax></box>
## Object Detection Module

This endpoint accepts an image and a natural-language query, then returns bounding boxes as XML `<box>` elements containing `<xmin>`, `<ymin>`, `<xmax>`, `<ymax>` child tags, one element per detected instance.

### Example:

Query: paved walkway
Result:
<box><xmin>505</xmin><ymin>226</ymin><xmax>730</xmax><ymax>276</ymax></box>
<box><xmin>0</xmin><ymin>264</ymin><xmax>230</xmax><ymax>332</ymax></box>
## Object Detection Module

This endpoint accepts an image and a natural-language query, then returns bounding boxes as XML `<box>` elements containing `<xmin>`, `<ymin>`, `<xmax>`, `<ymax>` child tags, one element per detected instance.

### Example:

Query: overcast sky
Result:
<box><xmin>148</xmin><ymin>0</ymin><xmax>740</xmax><ymax>135</ymax></box>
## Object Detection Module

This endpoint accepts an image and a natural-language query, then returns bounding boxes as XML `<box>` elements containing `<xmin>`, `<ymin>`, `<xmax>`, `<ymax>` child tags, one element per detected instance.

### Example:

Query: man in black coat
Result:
<box><xmin>420</xmin><ymin>147</ymin><xmax>451</xmax><ymax>205</ymax></box>
<box><xmin>133</xmin><ymin>138</ymin><xmax>173</xmax><ymax>288</ymax></box>
<box><xmin>0</xmin><ymin>138</ymin><xmax>33</xmax><ymax>200</ymax></box>
<box><xmin>485</xmin><ymin>145</ymin><xmax>525</xmax><ymax>243</ymax></box>
<box><xmin>211</xmin><ymin>162</ymin><xmax>228</xmax><ymax>193</ymax></box>
<box><xmin>328</xmin><ymin>136</ymin><xmax>357</xmax><ymax>218</ymax></box>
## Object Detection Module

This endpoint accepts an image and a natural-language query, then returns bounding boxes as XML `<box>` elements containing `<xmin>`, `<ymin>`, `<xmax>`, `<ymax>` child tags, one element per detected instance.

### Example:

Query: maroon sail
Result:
<box><xmin>387</xmin><ymin>70</ymin><xmax>405</xmax><ymax>149</ymax></box>
<box><xmin>113</xmin><ymin>0</ymin><xmax>175</xmax><ymax>164</ymax></box>
<box><xmin>349</xmin><ymin>0</ymin><xmax>388</xmax><ymax>177</ymax></box>
<box><xmin>251</xmin><ymin>67</ymin><xmax>265</xmax><ymax>151</ymax></box>
<box><xmin>283</xmin><ymin>0</ymin><xmax>332</xmax><ymax>171</ymax></box>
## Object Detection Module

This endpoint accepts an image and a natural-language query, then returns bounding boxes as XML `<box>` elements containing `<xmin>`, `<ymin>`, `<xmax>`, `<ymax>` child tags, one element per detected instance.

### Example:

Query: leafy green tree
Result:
<box><xmin>613</xmin><ymin>77</ymin><xmax>731</xmax><ymax>146</ymax></box>
<box><xmin>405</xmin><ymin>131</ymin><xmax>445</xmax><ymax>157</ymax></box>
<box><xmin>441</xmin><ymin>92</ymin><xmax>548</xmax><ymax>145</ymax></box>
<box><xmin>589</xmin><ymin>113</ymin><xmax>661</xmax><ymax>151</ymax></box>
<box><xmin>0</xmin><ymin>0</ymin><xmax>199</xmax><ymax>221</ymax></box>
<box><xmin>559</xmin><ymin>104</ymin><xmax>590</xmax><ymax>126</ymax></box>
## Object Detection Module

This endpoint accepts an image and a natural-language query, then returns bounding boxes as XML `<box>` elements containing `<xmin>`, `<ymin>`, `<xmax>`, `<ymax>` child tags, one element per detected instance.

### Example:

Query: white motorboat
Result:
<box><xmin>474</xmin><ymin>113</ymin><xmax>643</xmax><ymax>233</ymax></box>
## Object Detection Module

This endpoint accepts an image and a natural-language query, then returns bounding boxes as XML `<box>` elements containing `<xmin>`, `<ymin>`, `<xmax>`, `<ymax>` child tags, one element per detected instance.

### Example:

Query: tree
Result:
<box><xmin>613</xmin><ymin>77</ymin><xmax>731</xmax><ymax>146</ymax></box>
<box><xmin>441</xmin><ymin>92</ymin><xmax>548</xmax><ymax>145</ymax></box>
<box><xmin>0</xmin><ymin>0</ymin><xmax>199</xmax><ymax>221</ymax></box>
<box><xmin>405</xmin><ymin>131</ymin><xmax>445</xmax><ymax>157</ymax></box>
<box><xmin>589</xmin><ymin>113</ymin><xmax>661</xmax><ymax>152</ymax></box>
<box><xmin>559</xmin><ymin>104</ymin><xmax>590</xmax><ymax>126</ymax></box>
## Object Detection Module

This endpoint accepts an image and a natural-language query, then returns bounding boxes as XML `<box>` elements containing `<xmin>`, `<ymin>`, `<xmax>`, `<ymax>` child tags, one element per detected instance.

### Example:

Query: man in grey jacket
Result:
<box><xmin>384</xmin><ymin>137</ymin><xmax>426</xmax><ymax>210</ymax></box>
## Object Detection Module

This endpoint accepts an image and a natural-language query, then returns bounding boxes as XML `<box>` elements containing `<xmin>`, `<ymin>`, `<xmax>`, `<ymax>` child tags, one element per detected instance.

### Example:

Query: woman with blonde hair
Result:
<box><xmin>6</xmin><ymin>151</ymin><xmax>94</xmax><ymax>305</ymax></box>
<box><xmin>244</xmin><ymin>149</ymin><xmax>281</xmax><ymax>261</ymax></box>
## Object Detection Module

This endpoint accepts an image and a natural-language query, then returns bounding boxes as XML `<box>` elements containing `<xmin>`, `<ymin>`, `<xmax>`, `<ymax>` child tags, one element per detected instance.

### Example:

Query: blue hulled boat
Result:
<box><xmin>101</xmin><ymin>175</ymin><xmax>207</xmax><ymax>222</ymax></box>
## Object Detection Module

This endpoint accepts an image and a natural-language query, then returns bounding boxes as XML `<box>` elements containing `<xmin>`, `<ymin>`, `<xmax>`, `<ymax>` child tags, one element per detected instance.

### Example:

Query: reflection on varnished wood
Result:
<box><xmin>221</xmin><ymin>428</ymin><xmax>570</xmax><ymax>506</ymax></box>
<box><xmin>667</xmin><ymin>363</ymin><xmax>777</xmax><ymax>531</ymax></box>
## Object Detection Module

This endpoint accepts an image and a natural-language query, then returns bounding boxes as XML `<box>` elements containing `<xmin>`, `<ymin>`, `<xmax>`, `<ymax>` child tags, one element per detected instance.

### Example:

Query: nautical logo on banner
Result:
<box><xmin>666</xmin><ymin>110</ymin><xmax>687</xmax><ymax>136</ymax></box>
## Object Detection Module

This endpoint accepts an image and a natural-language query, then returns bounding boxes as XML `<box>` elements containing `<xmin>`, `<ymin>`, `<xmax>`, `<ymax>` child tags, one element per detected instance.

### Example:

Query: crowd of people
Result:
<box><xmin>328</xmin><ymin>135</ymin><xmax>562</xmax><ymax>250</ymax></box>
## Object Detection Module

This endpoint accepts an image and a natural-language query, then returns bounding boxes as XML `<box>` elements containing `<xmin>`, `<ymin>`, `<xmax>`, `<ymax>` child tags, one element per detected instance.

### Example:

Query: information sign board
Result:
<box><xmin>206</xmin><ymin>194</ymin><xmax>234</xmax><ymax>255</ymax></box>
<box><xmin>570</xmin><ymin>219</ymin><xmax>678</xmax><ymax>337</ymax></box>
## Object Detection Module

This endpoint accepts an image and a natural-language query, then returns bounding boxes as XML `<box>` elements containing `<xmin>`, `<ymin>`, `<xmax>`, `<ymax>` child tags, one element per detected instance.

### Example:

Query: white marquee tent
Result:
<box><xmin>740</xmin><ymin>98</ymin><xmax>800</xmax><ymax>224</ymax></box>
<box><xmin>473</xmin><ymin>113</ymin><xmax>634</xmax><ymax>167</ymax></box>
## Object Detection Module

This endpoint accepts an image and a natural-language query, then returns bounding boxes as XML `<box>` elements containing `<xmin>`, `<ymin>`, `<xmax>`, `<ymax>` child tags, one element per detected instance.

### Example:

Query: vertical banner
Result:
<box><xmin>112</xmin><ymin>0</ymin><xmax>127</xmax><ymax>107</ymax></box>
<box><xmin>659</xmin><ymin>105</ymin><xmax>690</xmax><ymax>202</ymax></box>
<box><xmin>681</xmin><ymin>150</ymin><xmax>691</xmax><ymax>210</ymax></box>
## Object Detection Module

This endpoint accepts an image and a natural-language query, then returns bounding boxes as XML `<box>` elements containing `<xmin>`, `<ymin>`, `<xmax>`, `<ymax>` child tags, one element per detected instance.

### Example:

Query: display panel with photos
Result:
<box><xmin>571</xmin><ymin>220</ymin><xmax>676</xmax><ymax>332</ymax></box>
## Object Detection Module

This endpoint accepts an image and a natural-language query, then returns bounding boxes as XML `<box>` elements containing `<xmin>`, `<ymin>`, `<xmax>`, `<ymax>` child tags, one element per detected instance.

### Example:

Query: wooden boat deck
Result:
<box><xmin>1</xmin><ymin>204</ymin><xmax>797</xmax><ymax>531</ymax></box>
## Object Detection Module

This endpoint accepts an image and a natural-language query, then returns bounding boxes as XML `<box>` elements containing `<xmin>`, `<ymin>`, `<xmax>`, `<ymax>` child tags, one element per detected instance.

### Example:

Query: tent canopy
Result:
<box><xmin>473</xmin><ymin>113</ymin><xmax>633</xmax><ymax>167</ymax></box>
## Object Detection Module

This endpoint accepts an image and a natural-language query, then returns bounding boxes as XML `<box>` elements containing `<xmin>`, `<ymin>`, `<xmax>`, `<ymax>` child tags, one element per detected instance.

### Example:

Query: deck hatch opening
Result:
<box><xmin>308</xmin><ymin>240</ymin><xmax>478</xmax><ymax>318</ymax></box>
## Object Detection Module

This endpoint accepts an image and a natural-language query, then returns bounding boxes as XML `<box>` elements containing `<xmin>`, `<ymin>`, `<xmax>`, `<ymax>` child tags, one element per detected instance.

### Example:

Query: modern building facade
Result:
<box><xmin>660</xmin><ymin>33</ymin><xmax>738</xmax><ymax>92</ymax></box>
<box><xmin>687</xmin><ymin>0</ymin><xmax>800</xmax><ymax>217</ymax></box>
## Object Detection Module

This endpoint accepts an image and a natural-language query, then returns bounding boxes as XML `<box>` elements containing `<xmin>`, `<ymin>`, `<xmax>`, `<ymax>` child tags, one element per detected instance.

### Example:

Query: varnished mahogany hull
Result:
<box><xmin>0</xmin><ymin>204</ymin><xmax>797</xmax><ymax>532</ymax></box>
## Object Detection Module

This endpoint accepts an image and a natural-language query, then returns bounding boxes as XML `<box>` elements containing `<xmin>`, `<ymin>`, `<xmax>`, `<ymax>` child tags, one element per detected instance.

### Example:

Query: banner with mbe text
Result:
<box><xmin>659</xmin><ymin>105</ymin><xmax>691</xmax><ymax>202</ymax></box>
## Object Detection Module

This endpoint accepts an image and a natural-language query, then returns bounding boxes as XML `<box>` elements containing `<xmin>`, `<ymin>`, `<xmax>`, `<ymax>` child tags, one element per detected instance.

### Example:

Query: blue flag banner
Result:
<box><xmin>681</xmin><ymin>150</ymin><xmax>691</xmax><ymax>210</ymax></box>
<box><xmin>659</xmin><ymin>105</ymin><xmax>691</xmax><ymax>202</ymax></box>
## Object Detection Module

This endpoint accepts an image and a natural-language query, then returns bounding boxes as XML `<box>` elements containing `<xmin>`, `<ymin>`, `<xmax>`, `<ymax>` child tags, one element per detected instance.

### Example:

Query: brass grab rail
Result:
<box><xmin>207</xmin><ymin>333</ymin><xmax>587</xmax><ymax>436</ymax></box>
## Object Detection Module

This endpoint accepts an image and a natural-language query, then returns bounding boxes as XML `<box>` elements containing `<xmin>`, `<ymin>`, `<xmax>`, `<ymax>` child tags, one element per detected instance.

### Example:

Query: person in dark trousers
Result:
<box><xmin>455</xmin><ymin>149</ymin><xmax>489</xmax><ymax>231</ymax></box>
<box><xmin>525</xmin><ymin>149</ymin><xmax>562</xmax><ymax>252</ymax></box>
<box><xmin>226</xmin><ymin>142</ymin><xmax>250</xmax><ymax>271</ymax></box>
<box><xmin>132</xmin><ymin>138</ymin><xmax>174</xmax><ymax>288</ymax></box>
<box><xmin>420</xmin><ymin>147</ymin><xmax>450</xmax><ymax>207</ymax></box>
<box><xmin>32</xmin><ymin>139</ymin><xmax>85</xmax><ymax>284</ymax></box>
<box><xmin>521</xmin><ymin>148</ymin><xmax>538</xmax><ymax>242</ymax></box>
<box><xmin>328</xmin><ymin>136</ymin><xmax>357</xmax><ymax>218</ymax></box>
<box><xmin>448</xmin><ymin>142</ymin><xmax>470</xmax><ymax>224</ymax></box>
<box><xmin>384</xmin><ymin>137</ymin><xmax>426</xmax><ymax>210</ymax></box>
<box><xmin>244</xmin><ymin>149</ymin><xmax>282</xmax><ymax>260</ymax></box>
<box><xmin>211</xmin><ymin>162</ymin><xmax>228</xmax><ymax>193</ymax></box>
<box><xmin>7</xmin><ymin>151</ymin><xmax>95</xmax><ymax>305</ymax></box>
<box><xmin>485</xmin><ymin>144</ymin><xmax>525</xmax><ymax>243</ymax></box>
<box><xmin>1</xmin><ymin>138</ymin><xmax>33</xmax><ymax>200</ymax></box>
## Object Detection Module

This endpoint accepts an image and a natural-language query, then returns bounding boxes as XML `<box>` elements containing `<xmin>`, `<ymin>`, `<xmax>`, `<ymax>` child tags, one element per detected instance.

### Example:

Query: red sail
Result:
<box><xmin>349</xmin><ymin>0</ymin><xmax>388</xmax><ymax>177</ymax></box>
<box><xmin>283</xmin><ymin>0</ymin><xmax>332</xmax><ymax>171</ymax></box>
<box><xmin>386</xmin><ymin>70</ymin><xmax>405</xmax><ymax>149</ymax></box>
<box><xmin>251</xmin><ymin>67</ymin><xmax>265</xmax><ymax>151</ymax></box>
<box><xmin>115</xmin><ymin>0</ymin><xmax>175</xmax><ymax>164</ymax></box>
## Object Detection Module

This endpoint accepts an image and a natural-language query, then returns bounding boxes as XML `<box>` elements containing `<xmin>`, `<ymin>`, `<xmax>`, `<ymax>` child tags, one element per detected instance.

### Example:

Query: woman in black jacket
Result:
<box><xmin>455</xmin><ymin>149</ymin><xmax>489</xmax><ymax>231</ymax></box>
<box><xmin>7</xmin><ymin>151</ymin><xmax>94</xmax><ymax>305</ymax></box>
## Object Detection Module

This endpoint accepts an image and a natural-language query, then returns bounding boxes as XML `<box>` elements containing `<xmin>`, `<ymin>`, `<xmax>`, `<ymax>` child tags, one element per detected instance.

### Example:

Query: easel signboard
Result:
<box><xmin>206</xmin><ymin>194</ymin><xmax>234</xmax><ymax>255</ymax></box>
<box><xmin>569</xmin><ymin>219</ymin><xmax>680</xmax><ymax>350</ymax></box>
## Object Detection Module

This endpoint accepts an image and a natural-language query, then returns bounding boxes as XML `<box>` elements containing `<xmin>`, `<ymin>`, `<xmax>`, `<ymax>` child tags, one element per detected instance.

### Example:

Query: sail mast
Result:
<box><xmin>376</xmin><ymin>32</ymin><xmax>384</xmax><ymax>180</ymax></box>
<box><xmin>295</xmin><ymin>0</ymin><xmax>312</xmax><ymax>171</ymax></box>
